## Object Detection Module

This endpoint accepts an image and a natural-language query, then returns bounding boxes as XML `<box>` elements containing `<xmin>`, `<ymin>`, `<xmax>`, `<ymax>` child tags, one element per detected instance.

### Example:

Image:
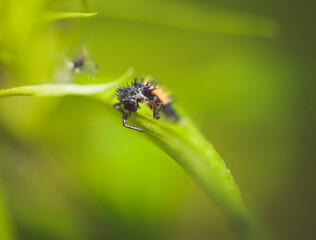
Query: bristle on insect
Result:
<box><xmin>142</xmin><ymin>77</ymin><xmax>171</xmax><ymax>105</ymax></box>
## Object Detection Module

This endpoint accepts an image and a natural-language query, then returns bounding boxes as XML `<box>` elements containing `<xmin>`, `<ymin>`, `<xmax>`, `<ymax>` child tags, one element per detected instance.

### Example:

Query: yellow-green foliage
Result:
<box><xmin>0</xmin><ymin>0</ymin><xmax>300</xmax><ymax>240</ymax></box>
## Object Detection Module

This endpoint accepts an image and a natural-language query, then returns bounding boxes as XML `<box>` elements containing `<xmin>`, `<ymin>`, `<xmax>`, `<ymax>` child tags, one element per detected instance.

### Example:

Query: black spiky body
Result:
<box><xmin>116</xmin><ymin>80</ymin><xmax>156</xmax><ymax>107</ymax></box>
<box><xmin>115</xmin><ymin>78</ymin><xmax>179</xmax><ymax>132</ymax></box>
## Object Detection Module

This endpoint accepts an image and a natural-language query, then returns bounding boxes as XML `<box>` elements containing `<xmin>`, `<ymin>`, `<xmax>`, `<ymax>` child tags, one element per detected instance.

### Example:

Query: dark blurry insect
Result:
<box><xmin>115</xmin><ymin>77</ymin><xmax>179</xmax><ymax>132</ymax></box>
<box><xmin>68</xmin><ymin>55</ymin><xmax>85</xmax><ymax>73</ymax></box>
<box><xmin>67</xmin><ymin>47</ymin><xmax>98</xmax><ymax>76</ymax></box>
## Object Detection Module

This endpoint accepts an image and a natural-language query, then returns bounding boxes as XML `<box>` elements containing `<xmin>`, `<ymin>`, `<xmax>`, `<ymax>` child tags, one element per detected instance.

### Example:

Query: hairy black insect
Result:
<box><xmin>115</xmin><ymin>77</ymin><xmax>179</xmax><ymax>132</ymax></box>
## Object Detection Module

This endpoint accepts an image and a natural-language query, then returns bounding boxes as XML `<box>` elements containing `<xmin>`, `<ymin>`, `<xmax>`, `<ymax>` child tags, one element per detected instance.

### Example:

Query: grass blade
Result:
<box><xmin>44</xmin><ymin>12</ymin><xmax>98</xmax><ymax>22</ymax></box>
<box><xmin>0</xmin><ymin>69</ymin><xmax>133</xmax><ymax>99</ymax></box>
<box><xmin>0</xmin><ymin>70</ymin><xmax>268</xmax><ymax>239</ymax></box>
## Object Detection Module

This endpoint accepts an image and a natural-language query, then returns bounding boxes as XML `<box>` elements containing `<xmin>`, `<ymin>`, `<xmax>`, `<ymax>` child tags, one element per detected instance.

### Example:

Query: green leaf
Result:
<box><xmin>0</xmin><ymin>69</ymin><xmax>133</xmax><ymax>99</ymax></box>
<box><xmin>96</xmin><ymin>0</ymin><xmax>279</xmax><ymax>38</ymax></box>
<box><xmin>44</xmin><ymin>11</ymin><xmax>98</xmax><ymax>22</ymax></box>
<box><xmin>0</xmin><ymin>69</ymin><xmax>269</xmax><ymax>239</ymax></box>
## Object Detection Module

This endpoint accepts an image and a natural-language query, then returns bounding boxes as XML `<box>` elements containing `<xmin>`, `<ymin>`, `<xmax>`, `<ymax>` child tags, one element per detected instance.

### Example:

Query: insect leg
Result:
<box><xmin>152</xmin><ymin>97</ymin><xmax>162</xmax><ymax>119</ymax></box>
<box><xmin>122</xmin><ymin>111</ymin><xmax>144</xmax><ymax>132</ymax></box>
<box><xmin>114</xmin><ymin>102</ymin><xmax>124</xmax><ymax>113</ymax></box>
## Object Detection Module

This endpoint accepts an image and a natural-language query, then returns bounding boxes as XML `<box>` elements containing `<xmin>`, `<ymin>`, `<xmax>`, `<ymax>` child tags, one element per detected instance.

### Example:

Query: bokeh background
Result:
<box><xmin>0</xmin><ymin>0</ymin><xmax>315</xmax><ymax>239</ymax></box>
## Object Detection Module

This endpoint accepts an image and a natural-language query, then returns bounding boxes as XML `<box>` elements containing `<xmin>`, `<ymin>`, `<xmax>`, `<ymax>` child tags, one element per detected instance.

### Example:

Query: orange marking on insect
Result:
<box><xmin>144</xmin><ymin>77</ymin><xmax>171</xmax><ymax>105</ymax></box>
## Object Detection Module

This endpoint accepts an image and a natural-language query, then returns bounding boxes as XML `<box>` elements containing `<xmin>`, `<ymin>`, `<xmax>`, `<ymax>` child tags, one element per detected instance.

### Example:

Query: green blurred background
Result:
<box><xmin>0</xmin><ymin>0</ymin><xmax>315</xmax><ymax>239</ymax></box>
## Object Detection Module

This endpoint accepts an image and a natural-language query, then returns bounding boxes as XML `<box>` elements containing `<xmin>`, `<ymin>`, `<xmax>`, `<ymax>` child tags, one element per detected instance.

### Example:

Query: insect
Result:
<box><xmin>115</xmin><ymin>77</ymin><xmax>179</xmax><ymax>132</ymax></box>
<box><xmin>67</xmin><ymin>48</ymin><xmax>98</xmax><ymax>76</ymax></box>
